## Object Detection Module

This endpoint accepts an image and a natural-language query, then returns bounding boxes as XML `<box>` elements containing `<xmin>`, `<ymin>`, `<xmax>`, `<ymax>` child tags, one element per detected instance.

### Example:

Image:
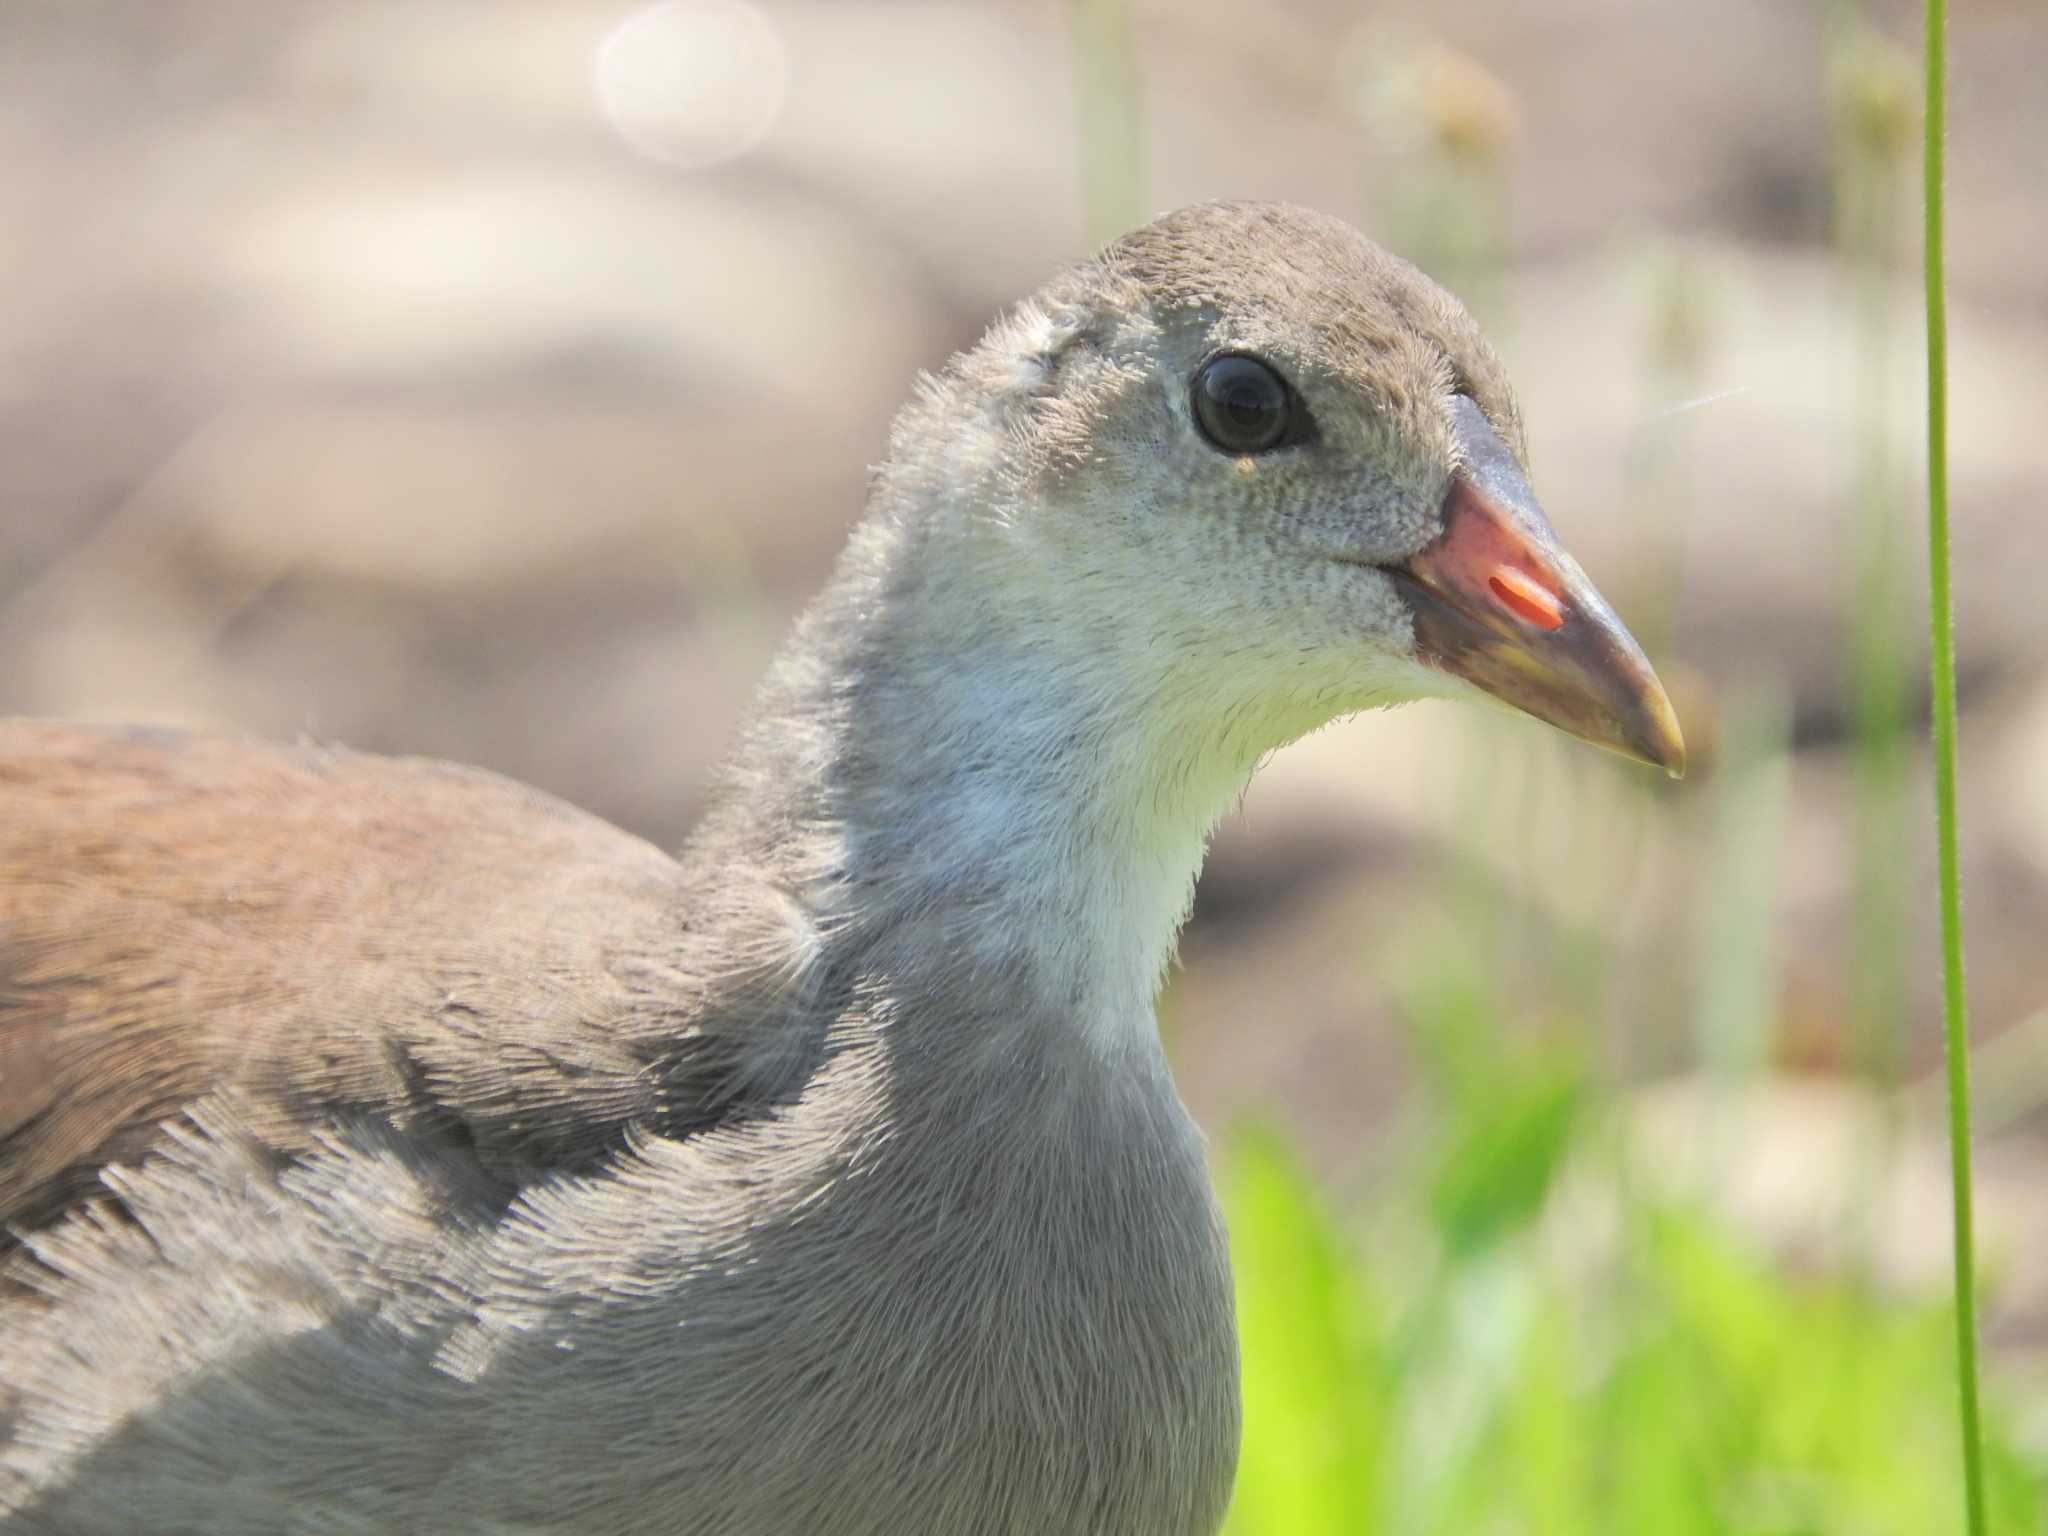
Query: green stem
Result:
<box><xmin>1069</xmin><ymin>0</ymin><xmax>1145</xmax><ymax>247</ymax></box>
<box><xmin>1921</xmin><ymin>2</ymin><xmax>1986</xmax><ymax>1530</ymax></box>
<box><xmin>1846</xmin><ymin>117</ymin><xmax>1910</xmax><ymax>1093</ymax></box>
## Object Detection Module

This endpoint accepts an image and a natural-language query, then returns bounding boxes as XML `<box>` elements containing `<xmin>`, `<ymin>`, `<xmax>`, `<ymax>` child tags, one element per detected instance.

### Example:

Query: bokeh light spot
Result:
<box><xmin>594</xmin><ymin>0</ymin><xmax>789</xmax><ymax>169</ymax></box>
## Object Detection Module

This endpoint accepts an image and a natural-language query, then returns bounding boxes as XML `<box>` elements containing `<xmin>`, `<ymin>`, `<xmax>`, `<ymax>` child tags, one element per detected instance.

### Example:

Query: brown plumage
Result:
<box><xmin>0</xmin><ymin>201</ymin><xmax>1677</xmax><ymax>1533</ymax></box>
<box><xmin>0</xmin><ymin>723</ymin><xmax>697</xmax><ymax>1246</ymax></box>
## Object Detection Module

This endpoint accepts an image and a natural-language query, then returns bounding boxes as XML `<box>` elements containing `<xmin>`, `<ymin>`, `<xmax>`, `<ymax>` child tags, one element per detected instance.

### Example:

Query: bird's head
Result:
<box><xmin>878</xmin><ymin>199</ymin><xmax>1683</xmax><ymax>779</ymax></box>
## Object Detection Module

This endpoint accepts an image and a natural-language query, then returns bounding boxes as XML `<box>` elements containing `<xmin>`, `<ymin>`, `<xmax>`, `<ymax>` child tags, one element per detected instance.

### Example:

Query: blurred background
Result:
<box><xmin>3</xmin><ymin>0</ymin><xmax>2046</xmax><ymax>1527</ymax></box>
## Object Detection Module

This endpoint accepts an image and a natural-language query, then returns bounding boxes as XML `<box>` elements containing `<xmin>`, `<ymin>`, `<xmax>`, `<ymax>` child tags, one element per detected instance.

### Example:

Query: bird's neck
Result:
<box><xmin>696</xmin><ymin>498</ymin><xmax>1291</xmax><ymax>1061</ymax></box>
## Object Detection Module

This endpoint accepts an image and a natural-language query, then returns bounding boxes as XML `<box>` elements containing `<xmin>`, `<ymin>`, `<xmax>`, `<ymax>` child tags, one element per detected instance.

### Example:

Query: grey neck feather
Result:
<box><xmin>686</xmin><ymin>476</ymin><xmax>1273</xmax><ymax>1070</ymax></box>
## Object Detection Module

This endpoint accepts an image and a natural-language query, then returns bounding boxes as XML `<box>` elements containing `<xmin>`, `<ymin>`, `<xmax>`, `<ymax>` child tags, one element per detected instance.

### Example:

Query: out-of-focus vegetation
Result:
<box><xmin>1204</xmin><ymin>698</ymin><xmax>2044</xmax><ymax>1534</ymax></box>
<box><xmin>1224</xmin><ymin>1104</ymin><xmax>2041</xmax><ymax>1535</ymax></box>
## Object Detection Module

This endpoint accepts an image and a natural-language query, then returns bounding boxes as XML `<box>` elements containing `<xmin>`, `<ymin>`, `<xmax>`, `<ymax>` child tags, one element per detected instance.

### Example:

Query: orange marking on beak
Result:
<box><xmin>1487</xmin><ymin>565</ymin><xmax>1566</xmax><ymax>630</ymax></box>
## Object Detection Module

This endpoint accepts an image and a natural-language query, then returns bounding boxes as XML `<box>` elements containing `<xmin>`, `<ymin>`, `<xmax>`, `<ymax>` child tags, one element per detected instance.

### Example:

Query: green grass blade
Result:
<box><xmin>1919</xmin><ymin>1</ymin><xmax>1987</xmax><ymax>1530</ymax></box>
<box><xmin>1069</xmin><ymin>0</ymin><xmax>1145</xmax><ymax>247</ymax></box>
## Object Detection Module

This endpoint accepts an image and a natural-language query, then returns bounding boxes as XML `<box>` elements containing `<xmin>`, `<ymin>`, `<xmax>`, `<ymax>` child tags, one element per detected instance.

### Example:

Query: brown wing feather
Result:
<box><xmin>0</xmin><ymin>721</ymin><xmax>708</xmax><ymax>1245</ymax></box>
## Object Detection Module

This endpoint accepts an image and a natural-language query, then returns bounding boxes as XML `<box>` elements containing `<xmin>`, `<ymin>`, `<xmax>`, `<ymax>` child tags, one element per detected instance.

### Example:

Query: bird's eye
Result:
<box><xmin>1191</xmin><ymin>354</ymin><xmax>1294</xmax><ymax>455</ymax></box>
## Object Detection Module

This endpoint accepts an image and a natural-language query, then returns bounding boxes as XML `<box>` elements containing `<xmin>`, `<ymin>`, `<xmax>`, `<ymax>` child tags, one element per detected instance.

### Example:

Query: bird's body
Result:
<box><xmin>0</xmin><ymin>202</ymin><xmax>1679</xmax><ymax>1533</ymax></box>
<box><xmin>0</xmin><ymin>705</ymin><xmax>1237</xmax><ymax>1535</ymax></box>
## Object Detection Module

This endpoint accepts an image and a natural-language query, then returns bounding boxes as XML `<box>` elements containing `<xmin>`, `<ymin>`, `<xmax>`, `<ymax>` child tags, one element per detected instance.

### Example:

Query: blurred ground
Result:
<box><xmin>4</xmin><ymin>0</ymin><xmax>2047</xmax><ymax>1386</ymax></box>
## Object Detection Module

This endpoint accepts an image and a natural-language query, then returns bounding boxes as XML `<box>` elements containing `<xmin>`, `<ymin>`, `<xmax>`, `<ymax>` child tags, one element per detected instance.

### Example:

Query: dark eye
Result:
<box><xmin>1191</xmin><ymin>354</ymin><xmax>1294</xmax><ymax>455</ymax></box>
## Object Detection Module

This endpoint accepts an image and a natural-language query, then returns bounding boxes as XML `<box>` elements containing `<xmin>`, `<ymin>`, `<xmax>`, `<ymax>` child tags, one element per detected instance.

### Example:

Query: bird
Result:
<box><xmin>0</xmin><ymin>200</ymin><xmax>1682</xmax><ymax>1534</ymax></box>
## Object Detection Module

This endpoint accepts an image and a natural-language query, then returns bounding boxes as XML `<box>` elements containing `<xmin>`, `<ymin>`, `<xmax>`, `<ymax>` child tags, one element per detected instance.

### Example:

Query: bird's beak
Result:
<box><xmin>1392</xmin><ymin>397</ymin><xmax>1686</xmax><ymax>777</ymax></box>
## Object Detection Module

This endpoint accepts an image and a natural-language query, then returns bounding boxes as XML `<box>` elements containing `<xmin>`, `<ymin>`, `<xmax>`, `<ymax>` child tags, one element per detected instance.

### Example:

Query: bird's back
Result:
<box><xmin>0</xmin><ymin>720</ymin><xmax>708</xmax><ymax>1255</ymax></box>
